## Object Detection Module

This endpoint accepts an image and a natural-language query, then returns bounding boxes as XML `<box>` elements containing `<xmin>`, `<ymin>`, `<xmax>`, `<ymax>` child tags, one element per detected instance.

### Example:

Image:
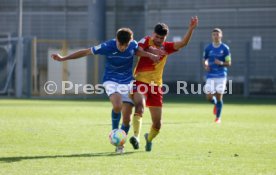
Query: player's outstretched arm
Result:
<box><xmin>173</xmin><ymin>16</ymin><xmax>198</xmax><ymax>50</ymax></box>
<box><xmin>136</xmin><ymin>47</ymin><xmax>160</xmax><ymax>63</ymax></box>
<box><xmin>51</xmin><ymin>48</ymin><xmax>92</xmax><ymax>62</ymax></box>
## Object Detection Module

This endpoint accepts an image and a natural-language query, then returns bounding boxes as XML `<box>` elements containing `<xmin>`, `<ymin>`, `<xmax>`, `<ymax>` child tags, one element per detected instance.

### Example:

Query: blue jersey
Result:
<box><xmin>203</xmin><ymin>43</ymin><xmax>231</xmax><ymax>79</ymax></box>
<box><xmin>91</xmin><ymin>39</ymin><xmax>138</xmax><ymax>84</ymax></box>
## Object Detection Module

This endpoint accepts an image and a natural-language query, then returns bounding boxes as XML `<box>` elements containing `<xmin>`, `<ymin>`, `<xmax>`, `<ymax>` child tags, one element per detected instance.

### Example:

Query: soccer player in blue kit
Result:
<box><xmin>51</xmin><ymin>28</ymin><xmax>160</xmax><ymax>153</ymax></box>
<box><xmin>203</xmin><ymin>28</ymin><xmax>231</xmax><ymax>123</ymax></box>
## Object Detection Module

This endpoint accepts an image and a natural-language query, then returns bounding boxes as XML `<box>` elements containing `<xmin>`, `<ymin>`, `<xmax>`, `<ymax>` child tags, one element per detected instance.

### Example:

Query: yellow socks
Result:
<box><xmin>147</xmin><ymin>127</ymin><xmax>159</xmax><ymax>142</ymax></box>
<box><xmin>132</xmin><ymin>113</ymin><xmax>142</xmax><ymax>139</ymax></box>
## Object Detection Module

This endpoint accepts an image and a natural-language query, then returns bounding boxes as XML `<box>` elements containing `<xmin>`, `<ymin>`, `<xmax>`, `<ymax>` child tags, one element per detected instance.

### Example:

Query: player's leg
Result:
<box><xmin>120</xmin><ymin>91</ymin><xmax>134</xmax><ymax>135</ymax></box>
<box><xmin>109</xmin><ymin>93</ymin><xmax>123</xmax><ymax>129</ymax></box>
<box><xmin>129</xmin><ymin>91</ymin><xmax>146</xmax><ymax>149</ymax></box>
<box><xmin>148</xmin><ymin>107</ymin><xmax>162</xmax><ymax>139</ymax></box>
<box><xmin>144</xmin><ymin>85</ymin><xmax>163</xmax><ymax>151</ymax></box>
<box><xmin>113</xmin><ymin>102</ymin><xmax>133</xmax><ymax>154</ymax></box>
<box><xmin>214</xmin><ymin>77</ymin><xmax>227</xmax><ymax>123</ymax></box>
<box><xmin>112</xmin><ymin>84</ymin><xmax>133</xmax><ymax>154</ymax></box>
<box><xmin>144</xmin><ymin>107</ymin><xmax>162</xmax><ymax>152</ymax></box>
<box><xmin>132</xmin><ymin>92</ymin><xmax>146</xmax><ymax>137</ymax></box>
<box><xmin>110</xmin><ymin>95</ymin><xmax>125</xmax><ymax>153</ymax></box>
<box><xmin>206</xmin><ymin>78</ymin><xmax>217</xmax><ymax>104</ymax></box>
<box><xmin>214</xmin><ymin>93</ymin><xmax>223</xmax><ymax>123</ymax></box>
<box><xmin>103</xmin><ymin>81</ymin><xmax>124</xmax><ymax>130</ymax></box>
<box><xmin>207</xmin><ymin>93</ymin><xmax>217</xmax><ymax>104</ymax></box>
<box><xmin>121</xmin><ymin>103</ymin><xmax>132</xmax><ymax>134</ymax></box>
<box><xmin>204</xmin><ymin>78</ymin><xmax>217</xmax><ymax>115</ymax></box>
<box><xmin>206</xmin><ymin>93</ymin><xmax>217</xmax><ymax>115</ymax></box>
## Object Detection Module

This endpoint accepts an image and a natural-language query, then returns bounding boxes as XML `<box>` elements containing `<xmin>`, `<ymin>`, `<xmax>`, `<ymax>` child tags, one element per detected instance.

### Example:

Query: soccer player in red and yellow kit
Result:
<box><xmin>129</xmin><ymin>16</ymin><xmax>199</xmax><ymax>151</ymax></box>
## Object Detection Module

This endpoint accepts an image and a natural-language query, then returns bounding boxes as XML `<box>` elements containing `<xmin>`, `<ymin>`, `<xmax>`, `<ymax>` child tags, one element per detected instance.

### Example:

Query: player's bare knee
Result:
<box><xmin>113</xmin><ymin>104</ymin><xmax>122</xmax><ymax>113</ymax></box>
<box><xmin>122</xmin><ymin>119</ymin><xmax>130</xmax><ymax>126</ymax></box>
<box><xmin>153</xmin><ymin>121</ymin><xmax>161</xmax><ymax>130</ymax></box>
<box><xmin>216</xmin><ymin>94</ymin><xmax>223</xmax><ymax>101</ymax></box>
<box><xmin>206</xmin><ymin>95</ymin><xmax>213</xmax><ymax>101</ymax></box>
<box><xmin>135</xmin><ymin>103</ymin><xmax>144</xmax><ymax>115</ymax></box>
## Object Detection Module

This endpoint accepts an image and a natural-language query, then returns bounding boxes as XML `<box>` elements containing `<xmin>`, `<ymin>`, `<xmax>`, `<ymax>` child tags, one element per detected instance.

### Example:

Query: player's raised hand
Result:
<box><xmin>51</xmin><ymin>54</ymin><xmax>65</xmax><ymax>62</ymax></box>
<box><xmin>190</xmin><ymin>16</ymin><xmax>198</xmax><ymax>29</ymax></box>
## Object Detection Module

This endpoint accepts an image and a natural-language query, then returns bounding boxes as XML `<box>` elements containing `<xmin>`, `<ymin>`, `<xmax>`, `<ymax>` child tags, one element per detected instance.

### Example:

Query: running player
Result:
<box><xmin>52</xmin><ymin>28</ymin><xmax>160</xmax><ymax>153</ymax></box>
<box><xmin>129</xmin><ymin>17</ymin><xmax>199</xmax><ymax>151</ymax></box>
<box><xmin>203</xmin><ymin>28</ymin><xmax>231</xmax><ymax>124</ymax></box>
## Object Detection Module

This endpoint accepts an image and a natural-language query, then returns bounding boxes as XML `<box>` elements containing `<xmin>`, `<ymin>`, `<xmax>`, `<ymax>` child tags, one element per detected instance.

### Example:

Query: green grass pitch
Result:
<box><xmin>0</xmin><ymin>97</ymin><xmax>275</xmax><ymax>175</ymax></box>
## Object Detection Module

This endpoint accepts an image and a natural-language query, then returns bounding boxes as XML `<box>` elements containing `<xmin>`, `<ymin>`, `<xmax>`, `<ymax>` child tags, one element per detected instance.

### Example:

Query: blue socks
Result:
<box><xmin>121</xmin><ymin>124</ymin><xmax>130</xmax><ymax>135</ymax></box>
<box><xmin>209</xmin><ymin>96</ymin><xmax>223</xmax><ymax>119</ymax></box>
<box><xmin>111</xmin><ymin>109</ymin><xmax>130</xmax><ymax>135</ymax></box>
<box><xmin>111</xmin><ymin>110</ymin><xmax>121</xmax><ymax>130</ymax></box>
<box><xmin>216</xmin><ymin>100</ymin><xmax>223</xmax><ymax>118</ymax></box>
<box><xmin>210</xmin><ymin>96</ymin><xmax>217</xmax><ymax>105</ymax></box>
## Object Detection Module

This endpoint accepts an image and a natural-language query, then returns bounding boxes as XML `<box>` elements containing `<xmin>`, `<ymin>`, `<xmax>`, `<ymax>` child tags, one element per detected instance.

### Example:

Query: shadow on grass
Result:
<box><xmin>0</xmin><ymin>151</ymin><xmax>137</xmax><ymax>163</ymax></box>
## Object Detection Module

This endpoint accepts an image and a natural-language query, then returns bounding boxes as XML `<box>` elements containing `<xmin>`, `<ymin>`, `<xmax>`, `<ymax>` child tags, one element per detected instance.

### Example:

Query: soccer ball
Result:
<box><xmin>109</xmin><ymin>129</ymin><xmax>127</xmax><ymax>146</ymax></box>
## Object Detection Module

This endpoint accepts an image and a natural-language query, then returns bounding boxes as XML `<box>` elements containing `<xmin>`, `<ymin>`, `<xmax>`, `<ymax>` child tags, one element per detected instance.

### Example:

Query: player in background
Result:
<box><xmin>203</xmin><ymin>28</ymin><xmax>231</xmax><ymax>124</ymax></box>
<box><xmin>51</xmin><ymin>28</ymin><xmax>160</xmax><ymax>153</ymax></box>
<box><xmin>129</xmin><ymin>17</ymin><xmax>198</xmax><ymax>151</ymax></box>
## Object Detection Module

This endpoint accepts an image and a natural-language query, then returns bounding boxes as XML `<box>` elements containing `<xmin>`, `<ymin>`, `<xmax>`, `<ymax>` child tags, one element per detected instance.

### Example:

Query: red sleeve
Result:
<box><xmin>138</xmin><ymin>36</ymin><xmax>150</xmax><ymax>49</ymax></box>
<box><xmin>164</xmin><ymin>42</ymin><xmax>178</xmax><ymax>55</ymax></box>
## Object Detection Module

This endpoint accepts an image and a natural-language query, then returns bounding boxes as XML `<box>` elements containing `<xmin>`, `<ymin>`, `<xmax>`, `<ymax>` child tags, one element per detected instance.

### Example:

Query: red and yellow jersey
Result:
<box><xmin>134</xmin><ymin>36</ymin><xmax>178</xmax><ymax>86</ymax></box>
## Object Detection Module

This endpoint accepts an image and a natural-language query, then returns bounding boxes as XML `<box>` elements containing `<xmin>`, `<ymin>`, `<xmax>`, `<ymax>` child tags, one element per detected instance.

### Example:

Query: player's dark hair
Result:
<box><xmin>154</xmin><ymin>23</ymin><xmax>169</xmax><ymax>36</ymax></box>
<box><xmin>212</xmin><ymin>28</ymin><xmax>223</xmax><ymax>34</ymax></box>
<box><xmin>116</xmin><ymin>28</ymin><xmax>133</xmax><ymax>45</ymax></box>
